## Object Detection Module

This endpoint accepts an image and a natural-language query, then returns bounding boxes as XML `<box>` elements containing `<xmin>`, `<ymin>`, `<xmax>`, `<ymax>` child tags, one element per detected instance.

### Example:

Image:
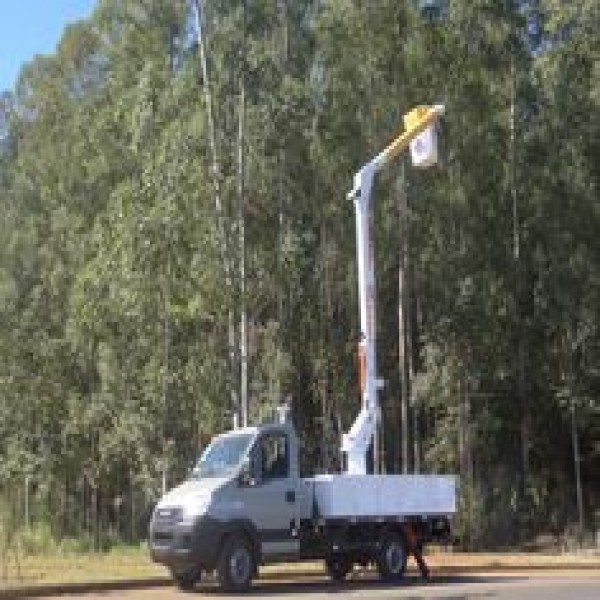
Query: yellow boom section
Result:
<box><xmin>375</xmin><ymin>104</ymin><xmax>444</xmax><ymax>169</ymax></box>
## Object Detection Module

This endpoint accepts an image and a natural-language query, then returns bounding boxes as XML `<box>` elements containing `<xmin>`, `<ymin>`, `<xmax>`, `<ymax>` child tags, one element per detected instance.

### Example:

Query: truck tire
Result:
<box><xmin>325</xmin><ymin>553</ymin><xmax>353</xmax><ymax>582</ymax></box>
<box><xmin>217</xmin><ymin>534</ymin><xmax>255</xmax><ymax>592</ymax></box>
<box><xmin>376</xmin><ymin>532</ymin><xmax>407</xmax><ymax>582</ymax></box>
<box><xmin>170</xmin><ymin>566</ymin><xmax>202</xmax><ymax>591</ymax></box>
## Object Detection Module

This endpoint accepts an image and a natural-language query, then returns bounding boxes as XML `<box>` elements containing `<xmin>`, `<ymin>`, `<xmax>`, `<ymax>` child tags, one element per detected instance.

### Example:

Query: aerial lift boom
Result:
<box><xmin>342</xmin><ymin>104</ymin><xmax>445</xmax><ymax>475</ymax></box>
<box><xmin>150</xmin><ymin>103</ymin><xmax>454</xmax><ymax>592</ymax></box>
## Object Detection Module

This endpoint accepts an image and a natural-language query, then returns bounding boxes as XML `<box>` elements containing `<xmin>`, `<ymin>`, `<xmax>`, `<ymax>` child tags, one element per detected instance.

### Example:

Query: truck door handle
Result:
<box><xmin>285</xmin><ymin>490</ymin><xmax>295</xmax><ymax>503</ymax></box>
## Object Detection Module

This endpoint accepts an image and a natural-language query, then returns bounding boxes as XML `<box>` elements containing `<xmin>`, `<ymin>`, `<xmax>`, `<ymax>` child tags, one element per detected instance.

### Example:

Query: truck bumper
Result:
<box><xmin>149</xmin><ymin>515</ymin><xmax>224</xmax><ymax>572</ymax></box>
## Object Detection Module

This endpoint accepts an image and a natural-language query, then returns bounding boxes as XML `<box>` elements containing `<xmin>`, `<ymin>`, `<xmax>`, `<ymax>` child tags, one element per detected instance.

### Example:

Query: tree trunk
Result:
<box><xmin>509</xmin><ymin>57</ymin><xmax>529</xmax><ymax>503</ymax></box>
<box><xmin>193</xmin><ymin>0</ymin><xmax>239</xmax><ymax>424</ymax></box>
<box><xmin>397</xmin><ymin>163</ymin><xmax>411</xmax><ymax>474</ymax></box>
<box><xmin>238</xmin><ymin>77</ymin><xmax>248</xmax><ymax>427</ymax></box>
<box><xmin>571</xmin><ymin>399</ymin><xmax>585</xmax><ymax>539</ymax></box>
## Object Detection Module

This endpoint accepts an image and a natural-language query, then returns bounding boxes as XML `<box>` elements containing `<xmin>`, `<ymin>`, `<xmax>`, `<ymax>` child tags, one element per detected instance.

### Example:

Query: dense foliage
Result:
<box><xmin>0</xmin><ymin>0</ymin><xmax>598</xmax><ymax>550</ymax></box>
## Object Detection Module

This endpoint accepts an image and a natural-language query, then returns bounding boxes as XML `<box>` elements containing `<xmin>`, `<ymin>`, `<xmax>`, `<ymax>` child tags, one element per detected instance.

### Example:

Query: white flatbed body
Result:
<box><xmin>302</xmin><ymin>474</ymin><xmax>456</xmax><ymax>519</ymax></box>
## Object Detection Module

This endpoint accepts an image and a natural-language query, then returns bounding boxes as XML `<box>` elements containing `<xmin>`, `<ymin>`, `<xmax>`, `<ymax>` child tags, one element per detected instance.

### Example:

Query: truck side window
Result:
<box><xmin>260</xmin><ymin>433</ymin><xmax>289</xmax><ymax>480</ymax></box>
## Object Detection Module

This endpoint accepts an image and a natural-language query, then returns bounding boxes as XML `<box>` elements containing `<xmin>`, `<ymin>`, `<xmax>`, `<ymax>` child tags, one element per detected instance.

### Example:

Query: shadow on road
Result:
<box><xmin>193</xmin><ymin>573</ymin><xmax>525</xmax><ymax>598</ymax></box>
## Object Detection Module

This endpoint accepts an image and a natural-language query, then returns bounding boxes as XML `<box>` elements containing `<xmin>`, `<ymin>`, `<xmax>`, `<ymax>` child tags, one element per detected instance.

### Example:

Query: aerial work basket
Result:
<box><xmin>404</xmin><ymin>106</ymin><xmax>440</xmax><ymax>168</ymax></box>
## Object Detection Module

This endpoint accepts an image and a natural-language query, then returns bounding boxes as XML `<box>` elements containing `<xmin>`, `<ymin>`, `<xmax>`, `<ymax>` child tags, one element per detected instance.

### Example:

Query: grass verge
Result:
<box><xmin>1</xmin><ymin>548</ymin><xmax>599</xmax><ymax>593</ymax></box>
<box><xmin>1</xmin><ymin>546</ymin><xmax>165</xmax><ymax>591</ymax></box>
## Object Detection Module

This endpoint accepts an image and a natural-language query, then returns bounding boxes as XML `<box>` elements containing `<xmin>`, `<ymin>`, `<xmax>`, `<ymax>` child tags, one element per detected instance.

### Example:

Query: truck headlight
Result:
<box><xmin>154</xmin><ymin>506</ymin><xmax>184</xmax><ymax>523</ymax></box>
<box><xmin>180</xmin><ymin>501</ymin><xmax>210</xmax><ymax>525</ymax></box>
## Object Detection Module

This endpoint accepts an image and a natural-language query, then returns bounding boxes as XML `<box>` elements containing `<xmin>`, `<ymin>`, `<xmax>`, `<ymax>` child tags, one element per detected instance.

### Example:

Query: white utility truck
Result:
<box><xmin>149</xmin><ymin>105</ymin><xmax>456</xmax><ymax>592</ymax></box>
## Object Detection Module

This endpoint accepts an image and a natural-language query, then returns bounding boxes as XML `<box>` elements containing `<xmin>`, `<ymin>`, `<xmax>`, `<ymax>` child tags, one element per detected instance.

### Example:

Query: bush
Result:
<box><xmin>18</xmin><ymin>522</ymin><xmax>55</xmax><ymax>555</ymax></box>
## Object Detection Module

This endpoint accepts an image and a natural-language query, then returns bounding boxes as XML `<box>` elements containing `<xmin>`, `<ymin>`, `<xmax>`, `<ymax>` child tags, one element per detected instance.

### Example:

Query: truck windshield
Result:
<box><xmin>190</xmin><ymin>433</ymin><xmax>253</xmax><ymax>479</ymax></box>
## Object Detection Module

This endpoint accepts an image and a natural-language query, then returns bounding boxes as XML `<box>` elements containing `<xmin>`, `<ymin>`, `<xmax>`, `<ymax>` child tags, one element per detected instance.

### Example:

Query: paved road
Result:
<box><xmin>35</xmin><ymin>572</ymin><xmax>600</xmax><ymax>600</ymax></box>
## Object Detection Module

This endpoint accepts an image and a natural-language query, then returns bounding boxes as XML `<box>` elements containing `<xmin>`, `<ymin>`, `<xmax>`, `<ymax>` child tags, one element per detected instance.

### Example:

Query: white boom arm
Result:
<box><xmin>342</xmin><ymin>104</ymin><xmax>445</xmax><ymax>475</ymax></box>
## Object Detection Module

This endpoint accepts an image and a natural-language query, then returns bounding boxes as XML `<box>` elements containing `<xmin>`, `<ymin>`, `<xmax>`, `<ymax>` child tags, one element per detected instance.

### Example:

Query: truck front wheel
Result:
<box><xmin>376</xmin><ymin>533</ymin><xmax>407</xmax><ymax>582</ymax></box>
<box><xmin>325</xmin><ymin>553</ymin><xmax>353</xmax><ymax>582</ymax></box>
<box><xmin>217</xmin><ymin>534</ymin><xmax>255</xmax><ymax>592</ymax></box>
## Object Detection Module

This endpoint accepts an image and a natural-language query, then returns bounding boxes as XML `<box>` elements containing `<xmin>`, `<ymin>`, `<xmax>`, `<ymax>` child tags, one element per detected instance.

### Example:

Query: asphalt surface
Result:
<box><xmin>30</xmin><ymin>572</ymin><xmax>600</xmax><ymax>600</ymax></box>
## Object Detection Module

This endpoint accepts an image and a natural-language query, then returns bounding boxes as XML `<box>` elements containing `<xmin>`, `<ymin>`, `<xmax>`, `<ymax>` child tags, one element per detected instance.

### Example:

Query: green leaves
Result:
<box><xmin>0</xmin><ymin>0</ymin><xmax>598</xmax><ymax>548</ymax></box>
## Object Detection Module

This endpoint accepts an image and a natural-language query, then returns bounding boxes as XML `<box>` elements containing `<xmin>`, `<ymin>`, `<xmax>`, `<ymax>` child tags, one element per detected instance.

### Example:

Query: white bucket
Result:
<box><xmin>410</xmin><ymin>124</ymin><xmax>439</xmax><ymax>168</ymax></box>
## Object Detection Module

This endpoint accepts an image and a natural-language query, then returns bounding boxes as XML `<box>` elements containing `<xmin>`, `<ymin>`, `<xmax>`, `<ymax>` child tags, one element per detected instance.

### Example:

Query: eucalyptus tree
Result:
<box><xmin>0</xmin><ymin>0</ymin><xmax>598</xmax><ymax>550</ymax></box>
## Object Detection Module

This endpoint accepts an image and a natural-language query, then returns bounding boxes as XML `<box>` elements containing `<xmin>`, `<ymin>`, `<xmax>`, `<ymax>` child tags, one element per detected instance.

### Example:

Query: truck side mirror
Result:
<box><xmin>238</xmin><ymin>458</ymin><xmax>258</xmax><ymax>487</ymax></box>
<box><xmin>238</xmin><ymin>459</ymin><xmax>252</xmax><ymax>486</ymax></box>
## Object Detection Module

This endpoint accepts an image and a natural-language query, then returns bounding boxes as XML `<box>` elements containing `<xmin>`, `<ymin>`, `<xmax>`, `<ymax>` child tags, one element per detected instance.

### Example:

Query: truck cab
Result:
<box><xmin>150</xmin><ymin>422</ymin><xmax>304</xmax><ymax>591</ymax></box>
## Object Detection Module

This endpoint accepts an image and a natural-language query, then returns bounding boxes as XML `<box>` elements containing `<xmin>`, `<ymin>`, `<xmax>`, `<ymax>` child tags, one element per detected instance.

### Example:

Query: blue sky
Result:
<box><xmin>0</xmin><ymin>0</ymin><xmax>97</xmax><ymax>92</ymax></box>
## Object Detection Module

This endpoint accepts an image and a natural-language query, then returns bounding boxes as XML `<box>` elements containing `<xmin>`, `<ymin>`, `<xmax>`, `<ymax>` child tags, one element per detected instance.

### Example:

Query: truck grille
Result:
<box><xmin>153</xmin><ymin>531</ymin><xmax>173</xmax><ymax>545</ymax></box>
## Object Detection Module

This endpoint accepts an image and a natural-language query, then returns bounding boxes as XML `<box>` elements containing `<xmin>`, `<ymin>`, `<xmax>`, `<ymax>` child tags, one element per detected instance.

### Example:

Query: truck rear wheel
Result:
<box><xmin>376</xmin><ymin>532</ymin><xmax>407</xmax><ymax>582</ymax></box>
<box><xmin>325</xmin><ymin>553</ymin><xmax>353</xmax><ymax>582</ymax></box>
<box><xmin>217</xmin><ymin>534</ymin><xmax>255</xmax><ymax>592</ymax></box>
<box><xmin>170</xmin><ymin>566</ymin><xmax>202</xmax><ymax>591</ymax></box>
